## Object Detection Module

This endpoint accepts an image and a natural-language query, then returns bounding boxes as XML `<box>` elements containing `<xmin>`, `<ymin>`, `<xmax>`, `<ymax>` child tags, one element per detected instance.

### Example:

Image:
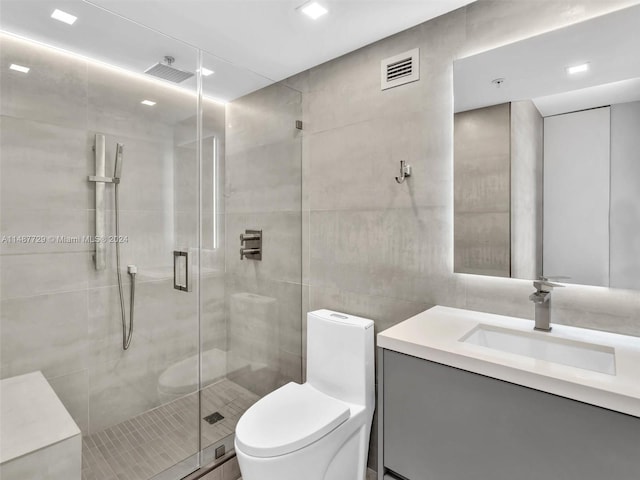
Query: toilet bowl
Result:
<box><xmin>157</xmin><ymin>348</ymin><xmax>226</xmax><ymax>404</ymax></box>
<box><xmin>235</xmin><ymin>310</ymin><xmax>375</xmax><ymax>480</ymax></box>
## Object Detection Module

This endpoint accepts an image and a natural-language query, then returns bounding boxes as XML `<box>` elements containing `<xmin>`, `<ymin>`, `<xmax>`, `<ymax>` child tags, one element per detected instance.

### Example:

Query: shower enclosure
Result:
<box><xmin>0</xmin><ymin>2</ymin><xmax>302</xmax><ymax>479</ymax></box>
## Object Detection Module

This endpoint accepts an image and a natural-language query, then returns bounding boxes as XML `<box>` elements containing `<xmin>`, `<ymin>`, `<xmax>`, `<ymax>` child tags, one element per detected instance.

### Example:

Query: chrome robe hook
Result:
<box><xmin>395</xmin><ymin>160</ymin><xmax>412</xmax><ymax>183</ymax></box>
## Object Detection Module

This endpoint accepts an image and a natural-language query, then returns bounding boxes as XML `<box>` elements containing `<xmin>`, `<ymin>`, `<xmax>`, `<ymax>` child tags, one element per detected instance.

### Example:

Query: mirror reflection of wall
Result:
<box><xmin>545</xmin><ymin>101</ymin><xmax>640</xmax><ymax>289</ymax></box>
<box><xmin>453</xmin><ymin>4</ymin><xmax>640</xmax><ymax>289</ymax></box>
<box><xmin>454</xmin><ymin>102</ymin><xmax>542</xmax><ymax>279</ymax></box>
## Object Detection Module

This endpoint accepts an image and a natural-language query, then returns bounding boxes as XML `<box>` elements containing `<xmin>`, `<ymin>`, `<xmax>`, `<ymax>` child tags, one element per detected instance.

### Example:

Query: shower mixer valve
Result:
<box><xmin>240</xmin><ymin>229</ymin><xmax>262</xmax><ymax>261</ymax></box>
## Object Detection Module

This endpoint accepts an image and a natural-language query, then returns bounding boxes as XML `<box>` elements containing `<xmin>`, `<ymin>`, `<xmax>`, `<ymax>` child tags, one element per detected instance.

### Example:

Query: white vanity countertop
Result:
<box><xmin>377</xmin><ymin>306</ymin><xmax>640</xmax><ymax>418</ymax></box>
<box><xmin>0</xmin><ymin>371</ymin><xmax>80</xmax><ymax>464</ymax></box>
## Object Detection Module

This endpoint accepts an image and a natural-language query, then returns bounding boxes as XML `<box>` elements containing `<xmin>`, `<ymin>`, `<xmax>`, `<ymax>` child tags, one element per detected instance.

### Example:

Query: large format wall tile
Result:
<box><xmin>225</xmin><ymin>139</ymin><xmax>301</xmax><ymax>214</ymax></box>
<box><xmin>48</xmin><ymin>369</ymin><xmax>90</xmax><ymax>434</ymax></box>
<box><xmin>307</xmin><ymin>111</ymin><xmax>448</xmax><ymax>211</ymax></box>
<box><xmin>0</xmin><ymin>252</ymin><xmax>90</xmax><ymax>300</ymax></box>
<box><xmin>454</xmin><ymin>212</ymin><xmax>510</xmax><ymax>277</ymax></box>
<box><xmin>0</xmin><ymin>116</ymin><xmax>91</xmax><ymax>212</ymax></box>
<box><xmin>225</xmin><ymin>75</ymin><xmax>303</xmax><ymax>399</ymax></box>
<box><xmin>226</xmin><ymin>211</ymin><xmax>301</xmax><ymax>285</ymax></box>
<box><xmin>0</xmin><ymin>36</ymin><xmax>88</xmax><ymax>129</ymax></box>
<box><xmin>87</xmin><ymin>209</ymin><xmax>175</xmax><ymax>289</ymax></box>
<box><xmin>88</xmin><ymin>280</ymin><xmax>198</xmax><ymax>368</ymax></box>
<box><xmin>90</xmin><ymin>133</ymin><xmax>175</xmax><ymax>213</ymax></box>
<box><xmin>173</xmin><ymin>145</ymin><xmax>199</xmax><ymax>214</ymax></box>
<box><xmin>0</xmin><ymin>209</ymin><xmax>91</xmax><ymax>255</ymax></box>
<box><xmin>226</xmin><ymin>83</ymin><xmax>302</xmax><ymax>156</ymax></box>
<box><xmin>225</xmin><ymin>274</ymin><xmax>302</xmax><ymax>394</ymax></box>
<box><xmin>88</xmin><ymin>349</ymin><xmax>164</xmax><ymax>433</ymax></box>
<box><xmin>0</xmin><ymin>290</ymin><xmax>88</xmax><ymax>379</ymax></box>
<box><xmin>305</xmin><ymin>10</ymin><xmax>465</xmax><ymax>136</ymax></box>
<box><xmin>201</xmin><ymin>273</ymin><xmax>227</xmax><ymax>351</ymax></box>
<box><xmin>309</xmin><ymin>207</ymin><xmax>462</xmax><ymax>305</ymax></box>
<box><xmin>454</xmin><ymin>104</ymin><xmax>511</xmax><ymax>214</ymax></box>
<box><xmin>309</xmin><ymin>284</ymin><xmax>435</xmax><ymax>335</ymax></box>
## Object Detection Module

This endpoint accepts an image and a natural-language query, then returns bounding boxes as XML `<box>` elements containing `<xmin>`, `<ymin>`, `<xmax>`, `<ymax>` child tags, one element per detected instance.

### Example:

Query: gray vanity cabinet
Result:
<box><xmin>378</xmin><ymin>348</ymin><xmax>640</xmax><ymax>480</ymax></box>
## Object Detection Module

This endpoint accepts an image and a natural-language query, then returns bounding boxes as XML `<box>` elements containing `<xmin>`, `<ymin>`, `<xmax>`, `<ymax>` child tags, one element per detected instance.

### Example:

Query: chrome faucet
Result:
<box><xmin>529</xmin><ymin>277</ymin><xmax>565</xmax><ymax>332</ymax></box>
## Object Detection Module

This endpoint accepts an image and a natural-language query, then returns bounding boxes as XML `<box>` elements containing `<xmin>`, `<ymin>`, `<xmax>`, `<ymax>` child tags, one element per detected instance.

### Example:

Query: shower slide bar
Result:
<box><xmin>88</xmin><ymin>133</ymin><xmax>123</xmax><ymax>270</ymax></box>
<box><xmin>90</xmin><ymin>133</ymin><xmax>107</xmax><ymax>271</ymax></box>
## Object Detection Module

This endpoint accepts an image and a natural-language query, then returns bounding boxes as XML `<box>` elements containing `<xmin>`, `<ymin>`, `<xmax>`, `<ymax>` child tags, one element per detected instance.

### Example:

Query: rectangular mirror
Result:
<box><xmin>453</xmin><ymin>4</ymin><xmax>640</xmax><ymax>289</ymax></box>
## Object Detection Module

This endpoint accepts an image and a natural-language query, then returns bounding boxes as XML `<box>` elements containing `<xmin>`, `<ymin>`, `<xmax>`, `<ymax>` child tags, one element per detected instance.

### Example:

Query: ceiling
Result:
<box><xmin>453</xmin><ymin>3</ymin><xmax>640</xmax><ymax>116</ymax></box>
<box><xmin>0</xmin><ymin>0</ymin><xmax>475</xmax><ymax>101</ymax></box>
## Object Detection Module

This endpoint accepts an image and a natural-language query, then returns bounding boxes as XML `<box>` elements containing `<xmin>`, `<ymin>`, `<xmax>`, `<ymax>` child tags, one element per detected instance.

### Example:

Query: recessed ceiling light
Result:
<box><xmin>300</xmin><ymin>2</ymin><xmax>328</xmax><ymax>20</ymax></box>
<box><xmin>566</xmin><ymin>63</ymin><xmax>589</xmax><ymax>75</ymax></box>
<box><xmin>141</xmin><ymin>100</ymin><xmax>156</xmax><ymax>106</ymax></box>
<box><xmin>201</xmin><ymin>67</ymin><xmax>214</xmax><ymax>77</ymax></box>
<box><xmin>9</xmin><ymin>63</ymin><xmax>30</xmax><ymax>73</ymax></box>
<box><xmin>51</xmin><ymin>9</ymin><xmax>77</xmax><ymax>25</ymax></box>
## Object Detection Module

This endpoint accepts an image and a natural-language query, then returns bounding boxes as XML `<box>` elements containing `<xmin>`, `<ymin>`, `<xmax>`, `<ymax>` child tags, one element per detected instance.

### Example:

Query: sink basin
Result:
<box><xmin>461</xmin><ymin>324</ymin><xmax>616</xmax><ymax>375</ymax></box>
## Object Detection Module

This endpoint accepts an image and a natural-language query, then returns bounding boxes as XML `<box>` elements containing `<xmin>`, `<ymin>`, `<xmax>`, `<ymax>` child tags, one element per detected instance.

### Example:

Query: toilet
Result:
<box><xmin>234</xmin><ymin>310</ymin><xmax>375</xmax><ymax>480</ymax></box>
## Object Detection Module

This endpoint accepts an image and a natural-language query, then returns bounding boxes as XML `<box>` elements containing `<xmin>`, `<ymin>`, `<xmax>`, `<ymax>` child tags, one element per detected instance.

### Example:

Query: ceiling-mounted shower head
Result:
<box><xmin>144</xmin><ymin>55</ymin><xmax>194</xmax><ymax>83</ymax></box>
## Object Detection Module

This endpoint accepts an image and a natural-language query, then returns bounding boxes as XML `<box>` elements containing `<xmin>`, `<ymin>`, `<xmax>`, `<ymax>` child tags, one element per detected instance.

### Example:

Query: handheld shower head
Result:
<box><xmin>113</xmin><ymin>143</ymin><xmax>124</xmax><ymax>181</ymax></box>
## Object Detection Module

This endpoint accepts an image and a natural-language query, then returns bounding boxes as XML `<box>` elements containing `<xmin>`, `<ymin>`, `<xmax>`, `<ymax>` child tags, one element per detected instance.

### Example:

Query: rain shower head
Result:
<box><xmin>144</xmin><ymin>56</ymin><xmax>194</xmax><ymax>83</ymax></box>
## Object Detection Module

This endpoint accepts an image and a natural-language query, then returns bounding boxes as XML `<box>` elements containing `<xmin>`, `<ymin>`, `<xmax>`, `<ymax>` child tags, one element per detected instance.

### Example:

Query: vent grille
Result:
<box><xmin>144</xmin><ymin>63</ymin><xmax>194</xmax><ymax>83</ymax></box>
<box><xmin>381</xmin><ymin>48</ymin><xmax>420</xmax><ymax>90</ymax></box>
<box><xmin>387</xmin><ymin>57</ymin><xmax>413</xmax><ymax>81</ymax></box>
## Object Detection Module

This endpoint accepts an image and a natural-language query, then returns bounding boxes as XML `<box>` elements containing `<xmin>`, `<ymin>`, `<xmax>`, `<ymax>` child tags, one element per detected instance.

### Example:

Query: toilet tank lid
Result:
<box><xmin>235</xmin><ymin>382</ymin><xmax>350</xmax><ymax>458</ymax></box>
<box><xmin>308</xmin><ymin>309</ymin><xmax>374</xmax><ymax>329</ymax></box>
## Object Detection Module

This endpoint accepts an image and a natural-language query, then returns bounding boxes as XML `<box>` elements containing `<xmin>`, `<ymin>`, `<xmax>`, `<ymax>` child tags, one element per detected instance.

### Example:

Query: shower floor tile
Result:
<box><xmin>82</xmin><ymin>379</ymin><xmax>259</xmax><ymax>480</ymax></box>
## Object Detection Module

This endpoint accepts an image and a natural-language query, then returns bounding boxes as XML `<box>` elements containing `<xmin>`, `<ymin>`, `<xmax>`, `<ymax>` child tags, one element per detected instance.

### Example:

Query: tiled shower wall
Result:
<box><xmin>282</xmin><ymin>0</ymin><xmax>640</xmax><ymax>469</ymax></box>
<box><xmin>0</xmin><ymin>34</ymin><xmax>226</xmax><ymax>437</ymax></box>
<box><xmin>224</xmin><ymin>83</ymin><xmax>304</xmax><ymax>396</ymax></box>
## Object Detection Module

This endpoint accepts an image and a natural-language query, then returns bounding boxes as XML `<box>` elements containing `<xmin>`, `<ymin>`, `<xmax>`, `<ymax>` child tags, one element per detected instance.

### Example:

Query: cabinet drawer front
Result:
<box><xmin>383</xmin><ymin>349</ymin><xmax>640</xmax><ymax>480</ymax></box>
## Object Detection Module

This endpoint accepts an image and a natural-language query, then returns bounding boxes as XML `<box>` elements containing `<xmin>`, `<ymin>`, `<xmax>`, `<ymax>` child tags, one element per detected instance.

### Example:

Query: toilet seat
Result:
<box><xmin>235</xmin><ymin>382</ymin><xmax>350</xmax><ymax>458</ymax></box>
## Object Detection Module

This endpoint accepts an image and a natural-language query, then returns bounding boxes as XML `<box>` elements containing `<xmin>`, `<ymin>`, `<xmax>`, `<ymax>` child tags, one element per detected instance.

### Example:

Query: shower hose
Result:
<box><xmin>114</xmin><ymin>182</ymin><xmax>135</xmax><ymax>350</ymax></box>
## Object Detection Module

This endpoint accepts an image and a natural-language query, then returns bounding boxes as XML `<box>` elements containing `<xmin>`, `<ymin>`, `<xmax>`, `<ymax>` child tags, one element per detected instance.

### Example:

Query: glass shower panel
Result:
<box><xmin>0</xmin><ymin>3</ymin><xmax>204</xmax><ymax>479</ymax></box>
<box><xmin>202</xmin><ymin>50</ymin><xmax>304</xmax><ymax>460</ymax></box>
<box><xmin>197</xmin><ymin>52</ymin><xmax>229</xmax><ymax>463</ymax></box>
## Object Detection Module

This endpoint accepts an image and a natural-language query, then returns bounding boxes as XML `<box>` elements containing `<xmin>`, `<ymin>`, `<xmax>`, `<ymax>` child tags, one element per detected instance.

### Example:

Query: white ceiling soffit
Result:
<box><xmin>533</xmin><ymin>78</ymin><xmax>640</xmax><ymax>118</ymax></box>
<box><xmin>0</xmin><ymin>0</ymin><xmax>475</xmax><ymax>101</ymax></box>
<box><xmin>453</xmin><ymin>4</ymin><xmax>640</xmax><ymax>116</ymax></box>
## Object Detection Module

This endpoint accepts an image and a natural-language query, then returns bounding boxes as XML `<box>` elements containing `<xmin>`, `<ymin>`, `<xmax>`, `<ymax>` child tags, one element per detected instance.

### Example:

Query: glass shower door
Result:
<box><xmin>0</xmin><ymin>3</ymin><xmax>208</xmax><ymax>479</ymax></box>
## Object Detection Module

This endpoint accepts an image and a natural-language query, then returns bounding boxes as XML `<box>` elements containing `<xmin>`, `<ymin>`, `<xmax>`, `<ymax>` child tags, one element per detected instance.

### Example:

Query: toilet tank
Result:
<box><xmin>306</xmin><ymin>310</ymin><xmax>375</xmax><ymax>409</ymax></box>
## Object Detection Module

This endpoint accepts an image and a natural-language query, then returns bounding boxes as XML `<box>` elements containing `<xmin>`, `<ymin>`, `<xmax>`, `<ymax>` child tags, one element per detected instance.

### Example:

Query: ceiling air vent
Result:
<box><xmin>381</xmin><ymin>48</ymin><xmax>420</xmax><ymax>90</ymax></box>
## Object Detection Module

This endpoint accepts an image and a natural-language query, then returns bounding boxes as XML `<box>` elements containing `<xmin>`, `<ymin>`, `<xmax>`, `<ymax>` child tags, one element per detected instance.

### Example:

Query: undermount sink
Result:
<box><xmin>461</xmin><ymin>324</ymin><xmax>617</xmax><ymax>375</ymax></box>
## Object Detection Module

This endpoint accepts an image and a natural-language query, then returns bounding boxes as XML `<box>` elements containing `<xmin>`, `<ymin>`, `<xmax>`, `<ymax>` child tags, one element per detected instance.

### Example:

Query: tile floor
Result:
<box><xmin>81</xmin><ymin>379</ymin><xmax>259</xmax><ymax>480</ymax></box>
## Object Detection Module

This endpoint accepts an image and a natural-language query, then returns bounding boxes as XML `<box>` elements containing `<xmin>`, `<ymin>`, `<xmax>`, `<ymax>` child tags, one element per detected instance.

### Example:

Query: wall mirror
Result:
<box><xmin>453</xmin><ymin>4</ymin><xmax>640</xmax><ymax>289</ymax></box>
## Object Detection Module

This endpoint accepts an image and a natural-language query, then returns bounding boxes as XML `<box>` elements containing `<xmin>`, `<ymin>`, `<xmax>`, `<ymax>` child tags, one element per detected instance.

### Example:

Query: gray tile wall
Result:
<box><xmin>0</xmin><ymin>35</ymin><xmax>226</xmax><ymax>441</ymax></box>
<box><xmin>282</xmin><ymin>0</ymin><xmax>640</xmax><ymax>470</ymax></box>
<box><xmin>224</xmin><ymin>82</ymin><xmax>303</xmax><ymax>397</ymax></box>
<box><xmin>510</xmin><ymin>100</ymin><xmax>543</xmax><ymax>280</ymax></box>
<box><xmin>454</xmin><ymin>102</ymin><xmax>511</xmax><ymax>277</ymax></box>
